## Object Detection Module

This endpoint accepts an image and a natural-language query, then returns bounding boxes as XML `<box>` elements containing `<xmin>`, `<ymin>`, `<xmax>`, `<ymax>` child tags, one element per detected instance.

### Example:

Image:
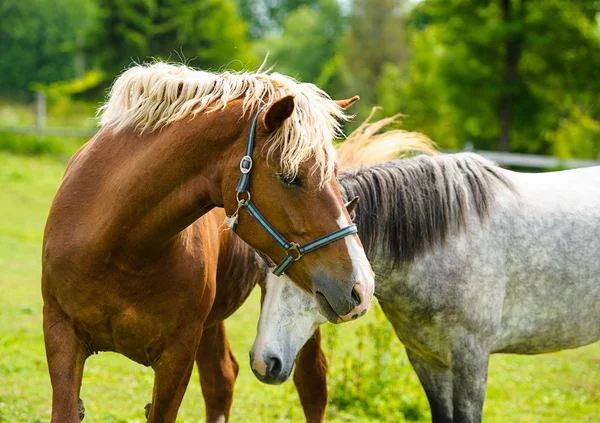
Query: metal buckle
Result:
<box><xmin>240</xmin><ymin>155</ymin><xmax>253</xmax><ymax>174</ymax></box>
<box><xmin>286</xmin><ymin>242</ymin><xmax>303</xmax><ymax>261</ymax></box>
<box><xmin>236</xmin><ymin>190</ymin><xmax>251</xmax><ymax>204</ymax></box>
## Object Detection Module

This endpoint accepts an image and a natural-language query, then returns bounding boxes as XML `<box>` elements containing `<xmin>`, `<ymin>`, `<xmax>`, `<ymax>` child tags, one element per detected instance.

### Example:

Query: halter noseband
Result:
<box><xmin>229</xmin><ymin>104</ymin><xmax>358</xmax><ymax>276</ymax></box>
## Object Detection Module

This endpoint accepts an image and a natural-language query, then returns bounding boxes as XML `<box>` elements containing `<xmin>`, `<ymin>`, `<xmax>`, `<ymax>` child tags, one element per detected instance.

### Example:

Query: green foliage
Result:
<box><xmin>397</xmin><ymin>0</ymin><xmax>600</xmax><ymax>153</ymax></box>
<box><xmin>323</xmin><ymin>304</ymin><xmax>426</xmax><ymax>421</ymax></box>
<box><xmin>375</xmin><ymin>29</ymin><xmax>461</xmax><ymax>149</ymax></box>
<box><xmin>86</xmin><ymin>0</ymin><xmax>157</xmax><ymax>77</ymax></box>
<box><xmin>87</xmin><ymin>0</ymin><xmax>254</xmax><ymax>77</ymax></box>
<box><xmin>0</xmin><ymin>0</ymin><xmax>96</xmax><ymax>100</ymax></box>
<box><xmin>31</xmin><ymin>71</ymin><xmax>106</xmax><ymax>99</ymax></box>
<box><xmin>153</xmin><ymin>0</ymin><xmax>254</xmax><ymax>69</ymax></box>
<box><xmin>237</xmin><ymin>0</ymin><xmax>320</xmax><ymax>39</ymax></box>
<box><xmin>0</xmin><ymin>132</ymin><xmax>86</xmax><ymax>156</ymax></box>
<box><xmin>3</xmin><ymin>0</ymin><xmax>600</xmax><ymax>158</ymax></box>
<box><xmin>253</xmin><ymin>0</ymin><xmax>345</xmax><ymax>82</ymax></box>
<box><xmin>552</xmin><ymin>107</ymin><xmax>600</xmax><ymax>159</ymax></box>
<box><xmin>335</xmin><ymin>0</ymin><xmax>411</xmax><ymax>109</ymax></box>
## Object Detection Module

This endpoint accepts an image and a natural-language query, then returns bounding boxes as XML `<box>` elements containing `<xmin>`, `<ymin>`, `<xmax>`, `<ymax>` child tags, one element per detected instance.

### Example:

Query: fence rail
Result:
<box><xmin>1</xmin><ymin>91</ymin><xmax>599</xmax><ymax>170</ymax></box>
<box><xmin>2</xmin><ymin>123</ymin><xmax>599</xmax><ymax>169</ymax></box>
<box><xmin>0</xmin><ymin>92</ymin><xmax>98</xmax><ymax>138</ymax></box>
<box><xmin>450</xmin><ymin>149</ymin><xmax>600</xmax><ymax>169</ymax></box>
<box><xmin>3</xmin><ymin>92</ymin><xmax>600</xmax><ymax>169</ymax></box>
<box><xmin>0</xmin><ymin>125</ymin><xmax>98</xmax><ymax>138</ymax></box>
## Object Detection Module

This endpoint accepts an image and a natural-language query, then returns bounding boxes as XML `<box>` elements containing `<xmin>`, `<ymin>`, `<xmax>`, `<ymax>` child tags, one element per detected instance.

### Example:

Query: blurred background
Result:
<box><xmin>1</xmin><ymin>0</ymin><xmax>600</xmax><ymax>158</ymax></box>
<box><xmin>1</xmin><ymin>1</ymin><xmax>600</xmax><ymax>422</ymax></box>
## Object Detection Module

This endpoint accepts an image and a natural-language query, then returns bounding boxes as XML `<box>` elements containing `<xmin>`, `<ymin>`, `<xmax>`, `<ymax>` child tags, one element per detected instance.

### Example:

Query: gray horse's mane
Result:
<box><xmin>338</xmin><ymin>152</ymin><xmax>515</xmax><ymax>266</ymax></box>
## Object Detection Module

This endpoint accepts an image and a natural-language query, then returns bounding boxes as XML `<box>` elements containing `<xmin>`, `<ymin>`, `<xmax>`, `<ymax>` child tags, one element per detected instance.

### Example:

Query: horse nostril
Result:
<box><xmin>266</xmin><ymin>355</ymin><xmax>282</xmax><ymax>379</ymax></box>
<box><xmin>351</xmin><ymin>286</ymin><xmax>361</xmax><ymax>307</ymax></box>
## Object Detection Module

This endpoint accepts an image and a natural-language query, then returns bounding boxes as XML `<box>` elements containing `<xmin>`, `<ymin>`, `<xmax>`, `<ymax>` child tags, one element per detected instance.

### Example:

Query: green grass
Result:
<box><xmin>0</xmin><ymin>150</ymin><xmax>598</xmax><ymax>422</ymax></box>
<box><xmin>0</xmin><ymin>131</ymin><xmax>87</xmax><ymax>157</ymax></box>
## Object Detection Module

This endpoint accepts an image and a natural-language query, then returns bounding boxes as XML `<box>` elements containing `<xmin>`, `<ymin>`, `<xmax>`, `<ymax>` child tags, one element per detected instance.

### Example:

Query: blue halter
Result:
<box><xmin>232</xmin><ymin>104</ymin><xmax>358</xmax><ymax>276</ymax></box>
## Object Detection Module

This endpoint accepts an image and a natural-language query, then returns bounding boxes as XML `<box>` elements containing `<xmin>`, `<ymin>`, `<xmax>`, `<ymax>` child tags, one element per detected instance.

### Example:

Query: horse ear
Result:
<box><xmin>345</xmin><ymin>196</ymin><xmax>359</xmax><ymax>214</ymax></box>
<box><xmin>262</xmin><ymin>95</ymin><xmax>295</xmax><ymax>132</ymax></box>
<box><xmin>335</xmin><ymin>95</ymin><xmax>360</xmax><ymax>110</ymax></box>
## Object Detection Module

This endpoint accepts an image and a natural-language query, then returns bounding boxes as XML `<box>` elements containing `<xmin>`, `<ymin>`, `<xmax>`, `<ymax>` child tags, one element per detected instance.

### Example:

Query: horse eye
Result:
<box><xmin>278</xmin><ymin>173</ymin><xmax>303</xmax><ymax>187</ymax></box>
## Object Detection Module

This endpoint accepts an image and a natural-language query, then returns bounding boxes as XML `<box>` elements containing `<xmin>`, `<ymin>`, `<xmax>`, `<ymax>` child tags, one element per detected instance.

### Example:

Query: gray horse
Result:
<box><xmin>250</xmin><ymin>152</ymin><xmax>600</xmax><ymax>422</ymax></box>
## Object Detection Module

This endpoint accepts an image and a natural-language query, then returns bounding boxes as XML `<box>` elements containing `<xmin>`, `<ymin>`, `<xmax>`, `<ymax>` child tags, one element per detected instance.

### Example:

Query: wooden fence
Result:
<box><xmin>1</xmin><ymin>93</ymin><xmax>599</xmax><ymax>169</ymax></box>
<box><xmin>0</xmin><ymin>92</ymin><xmax>97</xmax><ymax>138</ymax></box>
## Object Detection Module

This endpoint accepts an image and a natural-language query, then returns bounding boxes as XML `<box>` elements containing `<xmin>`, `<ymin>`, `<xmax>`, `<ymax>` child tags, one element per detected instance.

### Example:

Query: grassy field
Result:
<box><xmin>0</xmin><ymin>151</ymin><xmax>599</xmax><ymax>423</ymax></box>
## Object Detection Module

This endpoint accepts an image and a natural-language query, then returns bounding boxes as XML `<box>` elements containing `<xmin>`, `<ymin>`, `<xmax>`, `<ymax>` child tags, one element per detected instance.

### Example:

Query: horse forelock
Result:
<box><xmin>338</xmin><ymin>153</ymin><xmax>516</xmax><ymax>267</ymax></box>
<box><xmin>97</xmin><ymin>62</ymin><xmax>348</xmax><ymax>185</ymax></box>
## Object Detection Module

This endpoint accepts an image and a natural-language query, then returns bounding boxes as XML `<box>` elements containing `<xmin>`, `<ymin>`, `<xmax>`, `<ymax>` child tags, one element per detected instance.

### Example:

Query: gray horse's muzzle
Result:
<box><xmin>249</xmin><ymin>350</ymin><xmax>293</xmax><ymax>385</ymax></box>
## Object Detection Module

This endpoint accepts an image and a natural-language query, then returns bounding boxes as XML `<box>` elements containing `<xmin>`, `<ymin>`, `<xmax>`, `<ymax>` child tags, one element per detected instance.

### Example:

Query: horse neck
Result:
<box><xmin>60</xmin><ymin>107</ymin><xmax>245</xmax><ymax>267</ymax></box>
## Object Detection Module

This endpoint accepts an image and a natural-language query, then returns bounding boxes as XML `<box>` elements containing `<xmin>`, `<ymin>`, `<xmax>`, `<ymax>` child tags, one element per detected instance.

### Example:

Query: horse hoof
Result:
<box><xmin>145</xmin><ymin>403</ymin><xmax>151</xmax><ymax>418</ymax></box>
<box><xmin>78</xmin><ymin>398</ymin><xmax>85</xmax><ymax>421</ymax></box>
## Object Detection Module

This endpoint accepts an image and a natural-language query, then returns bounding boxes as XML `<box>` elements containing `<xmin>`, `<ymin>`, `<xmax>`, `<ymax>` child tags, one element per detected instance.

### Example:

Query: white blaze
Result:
<box><xmin>337</xmin><ymin>209</ymin><xmax>375</xmax><ymax>318</ymax></box>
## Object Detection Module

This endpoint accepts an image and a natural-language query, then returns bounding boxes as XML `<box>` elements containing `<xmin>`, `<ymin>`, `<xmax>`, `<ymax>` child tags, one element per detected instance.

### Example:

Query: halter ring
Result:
<box><xmin>236</xmin><ymin>190</ymin><xmax>251</xmax><ymax>204</ymax></box>
<box><xmin>286</xmin><ymin>242</ymin><xmax>303</xmax><ymax>261</ymax></box>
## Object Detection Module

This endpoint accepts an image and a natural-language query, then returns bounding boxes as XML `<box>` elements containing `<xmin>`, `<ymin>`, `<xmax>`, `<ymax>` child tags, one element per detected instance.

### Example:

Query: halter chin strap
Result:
<box><xmin>229</xmin><ymin>104</ymin><xmax>358</xmax><ymax>276</ymax></box>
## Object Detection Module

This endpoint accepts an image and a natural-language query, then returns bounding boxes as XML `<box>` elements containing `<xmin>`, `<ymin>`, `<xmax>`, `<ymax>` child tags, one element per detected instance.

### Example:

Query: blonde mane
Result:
<box><xmin>98</xmin><ymin>62</ymin><xmax>349</xmax><ymax>183</ymax></box>
<box><xmin>337</xmin><ymin>108</ymin><xmax>438</xmax><ymax>169</ymax></box>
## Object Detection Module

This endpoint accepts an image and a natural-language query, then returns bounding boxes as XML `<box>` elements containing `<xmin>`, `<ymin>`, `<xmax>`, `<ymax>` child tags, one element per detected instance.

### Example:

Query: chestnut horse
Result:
<box><xmin>41</xmin><ymin>62</ymin><xmax>375</xmax><ymax>422</ymax></box>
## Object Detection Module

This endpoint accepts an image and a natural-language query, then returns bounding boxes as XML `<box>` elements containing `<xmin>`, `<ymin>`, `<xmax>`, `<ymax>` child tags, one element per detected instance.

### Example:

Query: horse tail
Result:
<box><xmin>336</xmin><ymin>107</ymin><xmax>438</xmax><ymax>170</ymax></box>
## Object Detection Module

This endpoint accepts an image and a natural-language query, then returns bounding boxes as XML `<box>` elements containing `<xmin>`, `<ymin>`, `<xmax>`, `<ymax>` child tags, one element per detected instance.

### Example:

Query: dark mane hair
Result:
<box><xmin>338</xmin><ymin>153</ymin><xmax>514</xmax><ymax>267</ymax></box>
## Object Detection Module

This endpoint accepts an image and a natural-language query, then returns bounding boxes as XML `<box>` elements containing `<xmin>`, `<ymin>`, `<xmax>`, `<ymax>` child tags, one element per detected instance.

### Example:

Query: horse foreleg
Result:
<box><xmin>43</xmin><ymin>302</ymin><xmax>88</xmax><ymax>423</ymax></box>
<box><xmin>450</xmin><ymin>337</ymin><xmax>489</xmax><ymax>423</ymax></box>
<box><xmin>406</xmin><ymin>349</ymin><xmax>453</xmax><ymax>423</ymax></box>
<box><xmin>293</xmin><ymin>328</ymin><xmax>327</xmax><ymax>423</ymax></box>
<box><xmin>146</xmin><ymin>333</ymin><xmax>200</xmax><ymax>423</ymax></box>
<box><xmin>196</xmin><ymin>322</ymin><xmax>239</xmax><ymax>423</ymax></box>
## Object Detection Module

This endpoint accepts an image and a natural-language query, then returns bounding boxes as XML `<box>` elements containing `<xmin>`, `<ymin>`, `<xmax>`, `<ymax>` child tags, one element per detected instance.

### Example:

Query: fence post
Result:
<box><xmin>35</xmin><ymin>91</ymin><xmax>46</xmax><ymax>139</ymax></box>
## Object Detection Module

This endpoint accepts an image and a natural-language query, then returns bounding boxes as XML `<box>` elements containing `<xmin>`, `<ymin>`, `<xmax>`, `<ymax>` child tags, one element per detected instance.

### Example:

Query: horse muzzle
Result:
<box><xmin>249</xmin><ymin>350</ymin><xmax>293</xmax><ymax>385</ymax></box>
<box><xmin>312</xmin><ymin>273</ymin><xmax>374</xmax><ymax>324</ymax></box>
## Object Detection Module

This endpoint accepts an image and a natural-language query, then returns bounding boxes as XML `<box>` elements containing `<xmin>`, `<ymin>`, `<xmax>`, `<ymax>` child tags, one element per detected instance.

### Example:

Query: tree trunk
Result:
<box><xmin>499</xmin><ymin>0</ymin><xmax>524</xmax><ymax>152</ymax></box>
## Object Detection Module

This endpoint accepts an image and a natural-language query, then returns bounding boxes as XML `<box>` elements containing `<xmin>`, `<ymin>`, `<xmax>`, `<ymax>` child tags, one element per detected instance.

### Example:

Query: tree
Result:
<box><xmin>236</xmin><ymin>0</ymin><xmax>320</xmax><ymax>39</ymax></box>
<box><xmin>86</xmin><ymin>0</ymin><xmax>156</xmax><ymax>77</ymax></box>
<box><xmin>405</xmin><ymin>0</ymin><xmax>600</xmax><ymax>153</ymax></box>
<box><xmin>153</xmin><ymin>0</ymin><xmax>253</xmax><ymax>69</ymax></box>
<box><xmin>375</xmin><ymin>27</ymin><xmax>461</xmax><ymax>149</ymax></box>
<box><xmin>252</xmin><ymin>0</ymin><xmax>345</xmax><ymax>83</ymax></box>
<box><xmin>87</xmin><ymin>0</ymin><xmax>254</xmax><ymax>79</ymax></box>
<box><xmin>331</xmin><ymin>0</ymin><xmax>412</xmax><ymax>118</ymax></box>
<box><xmin>0</xmin><ymin>0</ymin><xmax>95</xmax><ymax>100</ymax></box>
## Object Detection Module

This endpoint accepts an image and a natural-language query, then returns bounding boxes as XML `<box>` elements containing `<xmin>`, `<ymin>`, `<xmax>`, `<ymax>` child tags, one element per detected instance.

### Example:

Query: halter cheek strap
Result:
<box><xmin>229</xmin><ymin>104</ymin><xmax>358</xmax><ymax>276</ymax></box>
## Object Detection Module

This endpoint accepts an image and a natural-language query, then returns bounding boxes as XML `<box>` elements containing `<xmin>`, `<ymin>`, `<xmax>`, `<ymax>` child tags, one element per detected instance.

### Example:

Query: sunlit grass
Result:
<box><xmin>0</xmin><ymin>151</ymin><xmax>598</xmax><ymax>422</ymax></box>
